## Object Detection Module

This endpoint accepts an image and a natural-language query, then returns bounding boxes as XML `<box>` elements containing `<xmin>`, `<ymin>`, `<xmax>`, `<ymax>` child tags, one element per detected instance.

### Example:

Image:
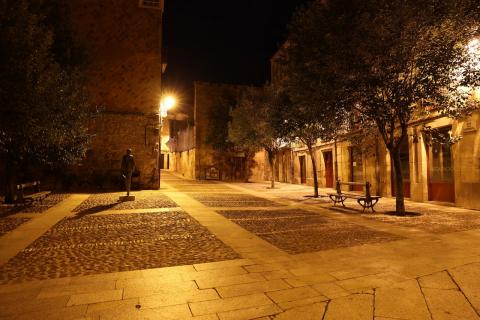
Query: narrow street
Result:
<box><xmin>0</xmin><ymin>172</ymin><xmax>480</xmax><ymax>319</ymax></box>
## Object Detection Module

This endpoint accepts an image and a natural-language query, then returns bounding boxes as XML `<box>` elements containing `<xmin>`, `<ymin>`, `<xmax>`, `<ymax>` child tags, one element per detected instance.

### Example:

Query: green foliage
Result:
<box><xmin>228</xmin><ymin>88</ymin><xmax>263</xmax><ymax>154</ymax></box>
<box><xmin>229</xmin><ymin>85</ymin><xmax>287</xmax><ymax>184</ymax></box>
<box><xmin>283</xmin><ymin>0</ymin><xmax>480</xmax><ymax>212</ymax></box>
<box><xmin>0</xmin><ymin>1</ymin><xmax>93</xmax><ymax>200</ymax></box>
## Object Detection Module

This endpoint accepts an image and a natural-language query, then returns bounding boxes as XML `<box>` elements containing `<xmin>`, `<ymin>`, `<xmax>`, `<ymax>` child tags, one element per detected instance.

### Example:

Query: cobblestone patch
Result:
<box><xmin>73</xmin><ymin>193</ymin><xmax>178</xmax><ymax>213</ymax></box>
<box><xmin>0</xmin><ymin>211</ymin><xmax>239</xmax><ymax>283</ymax></box>
<box><xmin>218</xmin><ymin>209</ymin><xmax>403</xmax><ymax>254</ymax></box>
<box><xmin>0</xmin><ymin>217</ymin><xmax>30</xmax><ymax>236</ymax></box>
<box><xmin>0</xmin><ymin>193</ymin><xmax>70</xmax><ymax>217</ymax></box>
<box><xmin>360</xmin><ymin>205</ymin><xmax>480</xmax><ymax>233</ymax></box>
<box><xmin>191</xmin><ymin>194</ymin><xmax>283</xmax><ymax>207</ymax></box>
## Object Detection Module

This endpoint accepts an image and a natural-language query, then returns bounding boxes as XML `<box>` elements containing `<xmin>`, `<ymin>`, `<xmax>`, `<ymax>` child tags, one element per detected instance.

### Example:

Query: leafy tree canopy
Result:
<box><xmin>0</xmin><ymin>0</ymin><xmax>93</xmax><ymax>200</ymax></box>
<box><xmin>283</xmin><ymin>0</ymin><xmax>480</xmax><ymax>212</ymax></box>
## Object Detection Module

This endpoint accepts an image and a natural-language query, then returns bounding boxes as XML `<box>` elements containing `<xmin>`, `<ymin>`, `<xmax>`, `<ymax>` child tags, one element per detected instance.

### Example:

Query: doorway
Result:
<box><xmin>391</xmin><ymin>137</ymin><xmax>411</xmax><ymax>197</ymax></box>
<box><xmin>299</xmin><ymin>155</ymin><xmax>307</xmax><ymax>184</ymax></box>
<box><xmin>349</xmin><ymin>146</ymin><xmax>363</xmax><ymax>191</ymax></box>
<box><xmin>323</xmin><ymin>151</ymin><xmax>334</xmax><ymax>188</ymax></box>
<box><xmin>427</xmin><ymin>127</ymin><xmax>455</xmax><ymax>202</ymax></box>
<box><xmin>159</xmin><ymin>154</ymin><xmax>165</xmax><ymax>170</ymax></box>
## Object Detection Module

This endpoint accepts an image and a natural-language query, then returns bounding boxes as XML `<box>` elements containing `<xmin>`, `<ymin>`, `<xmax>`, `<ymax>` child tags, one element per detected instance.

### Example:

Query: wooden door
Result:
<box><xmin>323</xmin><ymin>151</ymin><xmax>334</xmax><ymax>188</ymax></box>
<box><xmin>299</xmin><ymin>155</ymin><xmax>307</xmax><ymax>184</ymax></box>
<box><xmin>427</xmin><ymin>127</ymin><xmax>455</xmax><ymax>202</ymax></box>
<box><xmin>159</xmin><ymin>154</ymin><xmax>165</xmax><ymax>169</ymax></box>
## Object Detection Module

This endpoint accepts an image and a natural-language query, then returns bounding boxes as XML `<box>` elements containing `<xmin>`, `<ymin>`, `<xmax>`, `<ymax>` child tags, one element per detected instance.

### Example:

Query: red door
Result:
<box><xmin>427</xmin><ymin>127</ymin><xmax>455</xmax><ymax>202</ymax></box>
<box><xmin>323</xmin><ymin>151</ymin><xmax>334</xmax><ymax>188</ymax></box>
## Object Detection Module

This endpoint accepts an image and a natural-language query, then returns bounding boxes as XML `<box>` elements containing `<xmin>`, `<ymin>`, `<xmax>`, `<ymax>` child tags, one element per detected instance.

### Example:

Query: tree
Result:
<box><xmin>229</xmin><ymin>86</ymin><xmax>286</xmax><ymax>187</ymax></box>
<box><xmin>286</xmin><ymin>0</ymin><xmax>480</xmax><ymax>214</ymax></box>
<box><xmin>228</xmin><ymin>88</ymin><xmax>263</xmax><ymax>182</ymax></box>
<box><xmin>0</xmin><ymin>1</ymin><xmax>92</xmax><ymax>203</ymax></box>
<box><xmin>278</xmin><ymin>9</ymin><xmax>346</xmax><ymax>198</ymax></box>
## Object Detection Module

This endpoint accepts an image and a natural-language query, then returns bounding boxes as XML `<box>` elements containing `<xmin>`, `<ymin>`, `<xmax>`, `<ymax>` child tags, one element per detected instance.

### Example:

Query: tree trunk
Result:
<box><xmin>267</xmin><ymin>150</ymin><xmax>275</xmax><ymax>189</ymax></box>
<box><xmin>307</xmin><ymin>144</ymin><xmax>319</xmax><ymax>198</ymax></box>
<box><xmin>390</xmin><ymin>147</ymin><xmax>406</xmax><ymax>216</ymax></box>
<box><xmin>4</xmin><ymin>157</ymin><xmax>16</xmax><ymax>204</ymax></box>
<box><xmin>244</xmin><ymin>151</ymin><xmax>251</xmax><ymax>182</ymax></box>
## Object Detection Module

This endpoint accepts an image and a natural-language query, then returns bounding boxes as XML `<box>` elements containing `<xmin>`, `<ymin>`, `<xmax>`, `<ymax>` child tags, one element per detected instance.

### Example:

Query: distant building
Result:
<box><xmin>167</xmin><ymin>82</ymin><xmax>259</xmax><ymax>181</ymax></box>
<box><xmin>69</xmin><ymin>0</ymin><xmax>165</xmax><ymax>188</ymax></box>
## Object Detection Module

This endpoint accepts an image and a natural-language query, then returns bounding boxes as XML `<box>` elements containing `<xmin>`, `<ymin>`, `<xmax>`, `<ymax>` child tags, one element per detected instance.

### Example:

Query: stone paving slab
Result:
<box><xmin>1</xmin><ymin>173</ymin><xmax>480</xmax><ymax>319</ymax></box>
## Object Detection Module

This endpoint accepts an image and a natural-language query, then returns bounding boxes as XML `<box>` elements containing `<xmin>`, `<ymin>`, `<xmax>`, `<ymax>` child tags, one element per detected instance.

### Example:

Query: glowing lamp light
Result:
<box><xmin>160</xmin><ymin>95</ymin><xmax>176</xmax><ymax>117</ymax></box>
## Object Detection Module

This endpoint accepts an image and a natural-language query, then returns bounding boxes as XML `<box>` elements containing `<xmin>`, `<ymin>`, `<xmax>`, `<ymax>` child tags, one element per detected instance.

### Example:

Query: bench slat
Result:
<box><xmin>17</xmin><ymin>181</ymin><xmax>40</xmax><ymax>190</ymax></box>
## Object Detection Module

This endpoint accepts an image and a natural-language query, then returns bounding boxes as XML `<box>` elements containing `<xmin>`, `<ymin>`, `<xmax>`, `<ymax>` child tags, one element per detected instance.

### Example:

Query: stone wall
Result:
<box><xmin>266</xmin><ymin>112</ymin><xmax>480</xmax><ymax>210</ymax></box>
<box><xmin>79</xmin><ymin>112</ymin><xmax>160</xmax><ymax>188</ymax></box>
<box><xmin>68</xmin><ymin>0</ymin><xmax>163</xmax><ymax>188</ymax></box>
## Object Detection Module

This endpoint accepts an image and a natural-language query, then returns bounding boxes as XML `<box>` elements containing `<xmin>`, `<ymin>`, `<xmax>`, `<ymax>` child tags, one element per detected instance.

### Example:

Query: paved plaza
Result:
<box><xmin>1</xmin><ymin>173</ymin><xmax>480</xmax><ymax>319</ymax></box>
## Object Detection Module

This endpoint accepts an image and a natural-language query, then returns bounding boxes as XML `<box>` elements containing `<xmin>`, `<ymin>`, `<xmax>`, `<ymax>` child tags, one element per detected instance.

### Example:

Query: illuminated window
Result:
<box><xmin>139</xmin><ymin>0</ymin><xmax>163</xmax><ymax>10</ymax></box>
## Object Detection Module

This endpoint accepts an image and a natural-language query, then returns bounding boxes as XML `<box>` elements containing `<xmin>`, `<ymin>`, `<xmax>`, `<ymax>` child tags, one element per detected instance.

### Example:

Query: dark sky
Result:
<box><xmin>163</xmin><ymin>0</ymin><xmax>309</xmax><ymax>108</ymax></box>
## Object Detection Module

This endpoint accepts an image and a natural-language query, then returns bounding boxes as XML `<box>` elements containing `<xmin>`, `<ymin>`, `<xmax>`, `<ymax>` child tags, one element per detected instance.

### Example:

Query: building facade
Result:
<box><xmin>69</xmin><ymin>0</ymin><xmax>165</xmax><ymax>188</ymax></box>
<box><xmin>167</xmin><ymin>82</ymin><xmax>258</xmax><ymax>181</ymax></box>
<box><xmin>265</xmin><ymin>44</ymin><xmax>480</xmax><ymax>211</ymax></box>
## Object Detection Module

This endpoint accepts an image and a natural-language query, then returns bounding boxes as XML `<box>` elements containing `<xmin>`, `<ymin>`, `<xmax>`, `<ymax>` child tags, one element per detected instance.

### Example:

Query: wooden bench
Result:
<box><xmin>16</xmin><ymin>181</ymin><xmax>51</xmax><ymax>204</ymax></box>
<box><xmin>327</xmin><ymin>180</ymin><xmax>381</xmax><ymax>212</ymax></box>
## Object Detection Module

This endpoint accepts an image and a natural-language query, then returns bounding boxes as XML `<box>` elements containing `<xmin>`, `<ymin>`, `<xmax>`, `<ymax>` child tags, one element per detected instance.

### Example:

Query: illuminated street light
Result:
<box><xmin>158</xmin><ymin>94</ymin><xmax>177</xmax><ymax>188</ymax></box>
<box><xmin>160</xmin><ymin>95</ymin><xmax>176</xmax><ymax>117</ymax></box>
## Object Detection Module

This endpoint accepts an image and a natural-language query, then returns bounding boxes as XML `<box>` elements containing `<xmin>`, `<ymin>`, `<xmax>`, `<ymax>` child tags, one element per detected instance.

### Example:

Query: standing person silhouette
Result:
<box><xmin>121</xmin><ymin>149</ymin><xmax>136</xmax><ymax>196</ymax></box>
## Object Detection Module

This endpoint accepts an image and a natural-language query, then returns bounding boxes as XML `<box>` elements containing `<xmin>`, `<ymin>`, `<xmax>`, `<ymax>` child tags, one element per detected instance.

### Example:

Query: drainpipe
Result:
<box><xmin>375</xmin><ymin>137</ymin><xmax>381</xmax><ymax>196</ymax></box>
<box><xmin>334</xmin><ymin>138</ymin><xmax>339</xmax><ymax>182</ymax></box>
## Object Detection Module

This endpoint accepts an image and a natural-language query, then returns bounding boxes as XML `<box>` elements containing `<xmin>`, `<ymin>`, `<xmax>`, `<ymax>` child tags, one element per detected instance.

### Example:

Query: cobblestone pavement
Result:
<box><xmin>218</xmin><ymin>209</ymin><xmax>403</xmax><ymax>254</ymax></box>
<box><xmin>190</xmin><ymin>193</ymin><xmax>284</xmax><ymax>207</ymax></box>
<box><xmin>73</xmin><ymin>192</ymin><xmax>178</xmax><ymax>214</ymax></box>
<box><xmin>0</xmin><ymin>211</ymin><xmax>239</xmax><ymax>284</ymax></box>
<box><xmin>0</xmin><ymin>217</ymin><xmax>30</xmax><ymax>236</ymax></box>
<box><xmin>1</xmin><ymin>173</ymin><xmax>480</xmax><ymax>319</ymax></box>
<box><xmin>235</xmin><ymin>181</ymin><xmax>480</xmax><ymax>234</ymax></box>
<box><xmin>0</xmin><ymin>193</ymin><xmax>71</xmax><ymax>217</ymax></box>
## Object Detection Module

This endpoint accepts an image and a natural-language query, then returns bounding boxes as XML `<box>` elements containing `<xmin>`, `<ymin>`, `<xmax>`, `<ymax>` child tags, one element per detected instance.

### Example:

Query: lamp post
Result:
<box><xmin>159</xmin><ymin>95</ymin><xmax>176</xmax><ymax>189</ymax></box>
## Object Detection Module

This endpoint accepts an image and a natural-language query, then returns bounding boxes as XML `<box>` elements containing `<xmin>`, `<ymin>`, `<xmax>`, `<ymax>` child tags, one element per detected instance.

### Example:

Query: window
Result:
<box><xmin>139</xmin><ymin>0</ymin><xmax>163</xmax><ymax>10</ymax></box>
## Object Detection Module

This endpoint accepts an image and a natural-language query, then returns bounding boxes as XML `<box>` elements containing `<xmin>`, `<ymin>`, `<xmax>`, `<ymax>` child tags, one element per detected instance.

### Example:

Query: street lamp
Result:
<box><xmin>158</xmin><ymin>95</ymin><xmax>176</xmax><ymax>188</ymax></box>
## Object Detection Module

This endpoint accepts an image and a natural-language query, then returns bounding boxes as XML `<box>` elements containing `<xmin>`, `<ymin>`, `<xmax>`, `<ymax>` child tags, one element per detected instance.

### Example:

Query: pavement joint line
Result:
<box><xmin>445</xmin><ymin>269</ymin><xmax>480</xmax><ymax>318</ymax></box>
<box><xmin>320</xmin><ymin>299</ymin><xmax>331</xmax><ymax>319</ymax></box>
<box><xmin>416</xmin><ymin>277</ymin><xmax>434</xmax><ymax>320</ymax></box>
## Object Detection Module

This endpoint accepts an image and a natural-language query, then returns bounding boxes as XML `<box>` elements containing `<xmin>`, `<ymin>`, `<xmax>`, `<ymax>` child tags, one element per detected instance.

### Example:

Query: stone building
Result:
<box><xmin>69</xmin><ymin>0</ymin><xmax>165</xmax><ymax>188</ymax></box>
<box><xmin>264</xmin><ymin>45</ymin><xmax>480</xmax><ymax>211</ymax></box>
<box><xmin>167</xmin><ymin>82</ymin><xmax>256</xmax><ymax>181</ymax></box>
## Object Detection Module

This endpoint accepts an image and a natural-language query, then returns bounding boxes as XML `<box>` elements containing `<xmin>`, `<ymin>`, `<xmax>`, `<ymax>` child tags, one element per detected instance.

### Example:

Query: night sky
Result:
<box><xmin>163</xmin><ymin>0</ymin><xmax>309</xmax><ymax>109</ymax></box>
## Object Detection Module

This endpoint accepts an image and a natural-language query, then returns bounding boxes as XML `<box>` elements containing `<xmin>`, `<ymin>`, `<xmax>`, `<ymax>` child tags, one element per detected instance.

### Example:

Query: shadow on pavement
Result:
<box><xmin>72</xmin><ymin>202</ymin><xmax>120</xmax><ymax>219</ymax></box>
